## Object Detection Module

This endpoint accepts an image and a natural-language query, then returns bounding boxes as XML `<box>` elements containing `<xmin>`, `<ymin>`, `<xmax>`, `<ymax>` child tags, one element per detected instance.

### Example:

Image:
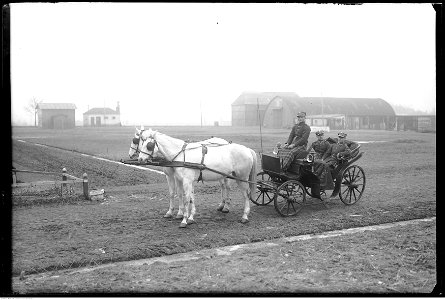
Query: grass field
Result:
<box><xmin>10</xmin><ymin>126</ymin><xmax>436</xmax><ymax>293</ymax></box>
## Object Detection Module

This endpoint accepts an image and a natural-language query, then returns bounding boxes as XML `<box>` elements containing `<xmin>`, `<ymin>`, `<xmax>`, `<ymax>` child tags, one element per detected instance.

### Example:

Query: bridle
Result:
<box><xmin>132</xmin><ymin>132</ymin><xmax>157</xmax><ymax>159</ymax></box>
<box><xmin>130</xmin><ymin>136</ymin><xmax>142</xmax><ymax>154</ymax></box>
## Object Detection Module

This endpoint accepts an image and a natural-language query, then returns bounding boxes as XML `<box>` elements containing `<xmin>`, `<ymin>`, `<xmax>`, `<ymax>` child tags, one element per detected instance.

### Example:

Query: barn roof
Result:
<box><xmin>276</xmin><ymin>97</ymin><xmax>396</xmax><ymax>116</ymax></box>
<box><xmin>37</xmin><ymin>103</ymin><xmax>77</xmax><ymax>110</ymax></box>
<box><xmin>232</xmin><ymin>92</ymin><xmax>300</xmax><ymax>106</ymax></box>
<box><xmin>83</xmin><ymin>107</ymin><xmax>118</xmax><ymax>115</ymax></box>
<box><xmin>307</xmin><ymin>114</ymin><xmax>345</xmax><ymax>118</ymax></box>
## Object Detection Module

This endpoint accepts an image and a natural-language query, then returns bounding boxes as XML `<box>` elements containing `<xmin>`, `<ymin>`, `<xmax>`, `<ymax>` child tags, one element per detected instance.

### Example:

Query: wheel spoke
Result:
<box><xmin>352</xmin><ymin>170</ymin><xmax>362</xmax><ymax>182</ymax></box>
<box><xmin>255</xmin><ymin>192</ymin><xmax>262</xmax><ymax>202</ymax></box>
<box><xmin>353</xmin><ymin>186</ymin><xmax>362</xmax><ymax>194</ymax></box>
<box><xmin>352</xmin><ymin>189</ymin><xmax>358</xmax><ymax>202</ymax></box>
<box><xmin>279</xmin><ymin>201</ymin><xmax>288</xmax><ymax>213</ymax></box>
<box><xmin>342</xmin><ymin>188</ymin><xmax>351</xmax><ymax>203</ymax></box>
<box><xmin>289</xmin><ymin>200</ymin><xmax>296</xmax><ymax>213</ymax></box>
<box><xmin>347</xmin><ymin>167</ymin><xmax>353</xmax><ymax>183</ymax></box>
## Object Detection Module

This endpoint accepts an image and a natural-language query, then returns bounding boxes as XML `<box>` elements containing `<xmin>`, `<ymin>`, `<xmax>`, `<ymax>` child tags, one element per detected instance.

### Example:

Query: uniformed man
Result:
<box><xmin>276</xmin><ymin>112</ymin><xmax>311</xmax><ymax>171</ymax></box>
<box><xmin>307</xmin><ymin>130</ymin><xmax>333</xmax><ymax>187</ymax></box>
<box><xmin>307</xmin><ymin>130</ymin><xmax>331</xmax><ymax>161</ymax></box>
<box><xmin>284</xmin><ymin>112</ymin><xmax>311</xmax><ymax>150</ymax></box>
<box><xmin>324</xmin><ymin>131</ymin><xmax>352</xmax><ymax>168</ymax></box>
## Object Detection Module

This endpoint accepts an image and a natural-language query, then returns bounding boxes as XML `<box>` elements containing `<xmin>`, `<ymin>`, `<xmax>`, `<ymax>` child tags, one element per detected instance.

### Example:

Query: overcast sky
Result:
<box><xmin>10</xmin><ymin>3</ymin><xmax>436</xmax><ymax>126</ymax></box>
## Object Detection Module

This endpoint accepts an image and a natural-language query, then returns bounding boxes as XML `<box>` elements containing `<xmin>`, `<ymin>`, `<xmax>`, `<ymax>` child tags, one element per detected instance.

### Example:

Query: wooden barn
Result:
<box><xmin>83</xmin><ymin>102</ymin><xmax>121</xmax><ymax>127</ymax></box>
<box><xmin>36</xmin><ymin>103</ymin><xmax>77</xmax><ymax>129</ymax></box>
<box><xmin>262</xmin><ymin>97</ymin><xmax>396</xmax><ymax>130</ymax></box>
<box><xmin>232</xmin><ymin>92</ymin><xmax>299</xmax><ymax>126</ymax></box>
<box><xmin>395</xmin><ymin>115</ymin><xmax>436</xmax><ymax>132</ymax></box>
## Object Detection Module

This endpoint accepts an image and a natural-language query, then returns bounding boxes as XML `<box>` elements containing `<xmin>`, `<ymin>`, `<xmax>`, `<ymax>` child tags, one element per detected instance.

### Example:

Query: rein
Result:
<box><xmin>139</xmin><ymin>134</ymin><xmax>236</xmax><ymax>183</ymax></box>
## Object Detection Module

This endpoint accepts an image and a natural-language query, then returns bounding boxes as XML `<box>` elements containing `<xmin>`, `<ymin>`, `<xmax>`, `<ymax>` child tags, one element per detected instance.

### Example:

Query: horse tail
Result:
<box><xmin>248</xmin><ymin>148</ymin><xmax>258</xmax><ymax>201</ymax></box>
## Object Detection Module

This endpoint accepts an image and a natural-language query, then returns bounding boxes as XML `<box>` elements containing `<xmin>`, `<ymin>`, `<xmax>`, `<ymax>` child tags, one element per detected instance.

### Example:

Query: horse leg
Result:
<box><xmin>187</xmin><ymin>188</ymin><xmax>196</xmax><ymax>224</ymax></box>
<box><xmin>163</xmin><ymin>173</ymin><xmax>175</xmax><ymax>218</ymax></box>
<box><xmin>179</xmin><ymin>180</ymin><xmax>194</xmax><ymax>228</ymax></box>
<box><xmin>238</xmin><ymin>181</ymin><xmax>250</xmax><ymax>223</ymax></box>
<box><xmin>216</xmin><ymin>179</ymin><xmax>226</xmax><ymax>212</ymax></box>
<box><xmin>221</xmin><ymin>178</ymin><xmax>231</xmax><ymax>213</ymax></box>
<box><xmin>175</xmin><ymin>177</ymin><xmax>185</xmax><ymax>219</ymax></box>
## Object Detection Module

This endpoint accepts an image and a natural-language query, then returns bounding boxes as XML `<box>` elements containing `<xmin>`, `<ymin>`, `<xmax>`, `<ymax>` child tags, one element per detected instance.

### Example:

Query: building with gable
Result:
<box><xmin>36</xmin><ymin>103</ymin><xmax>77</xmax><ymax>129</ymax></box>
<box><xmin>83</xmin><ymin>102</ymin><xmax>121</xmax><ymax>126</ymax></box>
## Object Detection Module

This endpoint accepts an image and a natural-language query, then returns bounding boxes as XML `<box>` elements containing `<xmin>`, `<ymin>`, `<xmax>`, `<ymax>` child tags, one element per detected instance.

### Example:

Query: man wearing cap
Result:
<box><xmin>324</xmin><ymin>132</ymin><xmax>352</xmax><ymax>168</ymax></box>
<box><xmin>284</xmin><ymin>112</ymin><xmax>311</xmax><ymax>150</ymax></box>
<box><xmin>277</xmin><ymin>112</ymin><xmax>311</xmax><ymax>171</ymax></box>
<box><xmin>307</xmin><ymin>130</ymin><xmax>332</xmax><ymax>161</ymax></box>
<box><xmin>307</xmin><ymin>130</ymin><xmax>333</xmax><ymax>188</ymax></box>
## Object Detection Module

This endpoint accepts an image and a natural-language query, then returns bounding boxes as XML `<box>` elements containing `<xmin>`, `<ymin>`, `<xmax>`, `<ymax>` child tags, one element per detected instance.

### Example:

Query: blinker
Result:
<box><xmin>132</xmin><ymin>137</ymin><xmax>140</xmax><ymax>145</ymax></box>
<box><xmin>146</xmin><ymin>141</ymin><xmax>155</xmax><ymax>151</ymax></box>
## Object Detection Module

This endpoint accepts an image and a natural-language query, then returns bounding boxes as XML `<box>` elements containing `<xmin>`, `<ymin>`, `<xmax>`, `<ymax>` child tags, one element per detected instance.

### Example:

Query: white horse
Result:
<box><xmin>128</xmin><ymin>126</ymin><xmax>230</xmax><ymax>219</ymax></box>
<box><xmin>138</xmin><ymin>129</ymin><xmax>257</xmax><ymax>228</ymax></box>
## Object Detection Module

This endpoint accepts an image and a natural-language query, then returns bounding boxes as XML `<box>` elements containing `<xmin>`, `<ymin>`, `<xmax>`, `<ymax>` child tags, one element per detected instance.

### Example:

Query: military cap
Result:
<box><xmin>296</xmin><ymin>112</ymin><xmax>306</xmax><ymax>117</ymax></box>
<box><xmin>315</xmin><ymin>130</ymin><xmax>324</xmax><ymax>136</ymax></box>
<box><xmin>338</xmin><ymin>132</ymin><xmax>347</xmax><ymax>138</ymax></box>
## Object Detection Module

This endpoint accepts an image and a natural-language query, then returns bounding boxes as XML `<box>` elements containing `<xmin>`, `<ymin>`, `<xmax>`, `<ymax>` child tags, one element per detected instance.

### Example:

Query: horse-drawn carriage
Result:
<box><xmin>253</xmin><ymin>145</ymin><xmax>366</xmax><ymax>217</ymax></box>
<box><xmin>124</xmin><ymin>127</ymin><xmax>366</xmax><ymax>225</ymax></box>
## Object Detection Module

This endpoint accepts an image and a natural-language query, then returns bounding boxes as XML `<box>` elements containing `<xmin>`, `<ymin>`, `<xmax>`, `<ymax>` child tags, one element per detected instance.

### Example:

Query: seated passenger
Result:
<box><xmin>307</xmin><ymin>130</ymin><xmax>333</xmax><ymax>188</ymax></box>
<box><xmin>307</xmin><ymin>130</ymin><xmax>331</xmax><ymax>161</ymax></box>
<box><xmin>323</xmin><ymin>132</ymin><xmax>352</xmax><ymax>169</ymax></box>
<box><xmin>326</xmin><ymin>135</ymin><xmax>359</xmax><ymax>154</ymax></box>
<box><xmin>344</xmin><ymin>139</ymin><xmax>360</xmax><ymax>158</ymax></box>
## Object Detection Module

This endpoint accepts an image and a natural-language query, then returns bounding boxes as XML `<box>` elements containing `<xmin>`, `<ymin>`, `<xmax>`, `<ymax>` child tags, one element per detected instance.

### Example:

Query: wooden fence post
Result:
<box><xmin>61</xmin><ymin>167</ymin><xmax>67</xmax><ymax>196</ymax></box>
<box><xmin>83</xmin><ymin>173</ymin><xmax>90</xmax><ymax>200</ymax></box>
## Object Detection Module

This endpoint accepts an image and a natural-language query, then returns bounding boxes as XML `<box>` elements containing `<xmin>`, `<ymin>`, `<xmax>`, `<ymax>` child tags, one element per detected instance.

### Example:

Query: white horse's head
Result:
<box><xmin>138</xmin><ymin>128</ymin><xmax>159</xmax><ymax>163</ymax></box>
<box><xmin>128</xmin><ymin>125</ymin><xmax>145</xmax><ymax>159</ymax></box>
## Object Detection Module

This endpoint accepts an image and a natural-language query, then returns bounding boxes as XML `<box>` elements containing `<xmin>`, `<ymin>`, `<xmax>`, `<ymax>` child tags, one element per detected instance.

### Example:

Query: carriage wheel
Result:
<box><xmin>274</xmin><ymin>180</ymin><xmax>306</xmax><ymax>217</ymax></box>
<box><xmin>252</xmin><ymin>171</ymin><xmax>276</xmax><ymax>206</ymax></box>
<box><xmin>339</xmin><ymin>165</ymin><xmax>366</xmax><ymax>205</ymax></box>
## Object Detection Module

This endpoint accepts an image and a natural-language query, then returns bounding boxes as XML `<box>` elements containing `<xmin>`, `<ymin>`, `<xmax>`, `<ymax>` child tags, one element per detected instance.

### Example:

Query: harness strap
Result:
<box><xmin>197</xmin><ymin>145</ymin><xmax>208</xmax><ymax>183</ymax></box>
<box><xmin>171</xmin><ymin>142</ymin><xmax>188</xmax><ymax>162</ymax></box>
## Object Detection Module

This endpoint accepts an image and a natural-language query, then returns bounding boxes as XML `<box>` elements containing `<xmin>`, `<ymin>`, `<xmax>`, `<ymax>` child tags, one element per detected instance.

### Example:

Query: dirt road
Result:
<box><xmin>12</xmin><ymin>217</ymin><xmax>436</xmax><ymax>294</ymax></box>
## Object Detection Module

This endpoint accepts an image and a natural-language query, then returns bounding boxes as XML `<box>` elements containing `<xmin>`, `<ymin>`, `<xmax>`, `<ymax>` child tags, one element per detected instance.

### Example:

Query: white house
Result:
<box><xmin>83</xmin><ymin>102</ymin><xmax>121</xmax><ymax>126</ymax></box>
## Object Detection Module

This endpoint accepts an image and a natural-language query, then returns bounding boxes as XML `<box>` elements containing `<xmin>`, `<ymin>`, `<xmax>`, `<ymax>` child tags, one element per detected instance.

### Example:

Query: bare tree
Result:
<box><xmin>24</xmin><ymin>97</ymin><xmax>42</xmax><ymax>127</ymax></box>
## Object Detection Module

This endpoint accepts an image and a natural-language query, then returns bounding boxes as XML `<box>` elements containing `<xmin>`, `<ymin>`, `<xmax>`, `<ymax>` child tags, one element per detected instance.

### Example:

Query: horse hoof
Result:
<box><xmin>222</xmin><ymin>208</ymin><xmax>229</xmax><ymax>213</ymax></box>
<box><xmin>179</xmin><ymin>223</ymin><xmax>187</xmax><ymax>228</ymax></box>
<box><xmin>240</xmin><ymin>218</ymin><xmax>249</xmax><ymax>224</ymax></box>
<box><xmin>175</xmin><ymin>214</ymin><xmax>184</xmax><ymax>219</ymax></box>
<box><xmin>186</xmin><ymin>219</ymin><xmax>195</xmax><ymax>225</ymax></box>
<box><xmin>163</xmin><ymin>214</ymin><xmax>173</xmax><ymax>219</ymax></box>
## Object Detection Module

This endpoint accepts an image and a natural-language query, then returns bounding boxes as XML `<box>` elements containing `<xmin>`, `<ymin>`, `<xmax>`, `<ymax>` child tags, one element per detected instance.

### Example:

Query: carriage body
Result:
<box><xmin>254</xmin><ymin>147</ymin><xmax>366</xmax><ymax>217</ymax></box>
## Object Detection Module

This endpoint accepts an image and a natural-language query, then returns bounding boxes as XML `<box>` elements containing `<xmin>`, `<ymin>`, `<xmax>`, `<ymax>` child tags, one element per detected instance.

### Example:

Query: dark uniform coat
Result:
<box><xmin>277</xmin><ymin>122</ymin><xmax>311</xmax><ymax>171</ymax></box>
<box><xmin>286</xmin><ymin>122</ymin><xmax>311</xmax><ymax>148</ymax></box>
<box><xmin>308</xmin><ymin>140</ymin><xmax>332</xmax><ymax>160</ymax></box>
<box><xmin>324</xmin><ymin>142</ymin><xmax>352</xmax><ymax>167</ymax></box>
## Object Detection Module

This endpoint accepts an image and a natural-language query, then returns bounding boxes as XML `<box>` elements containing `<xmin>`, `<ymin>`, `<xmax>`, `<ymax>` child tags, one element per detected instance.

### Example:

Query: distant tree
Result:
<box><xmin>24</xmin><ymin>97</ymin><xmax>42</xmax><ymax>127</ymax></box>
